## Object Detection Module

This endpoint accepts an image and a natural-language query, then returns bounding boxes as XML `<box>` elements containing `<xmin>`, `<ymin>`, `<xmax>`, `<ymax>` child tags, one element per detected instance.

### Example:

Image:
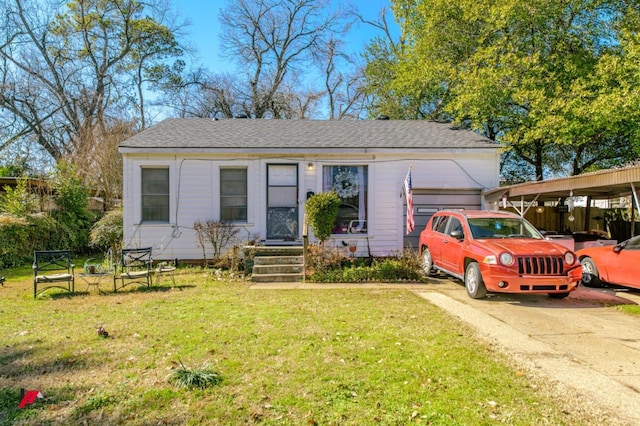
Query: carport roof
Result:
<box><xmin>483</xmin><ymin>164</ymin><xmax>640</xmax><ymax>204</ymax></box>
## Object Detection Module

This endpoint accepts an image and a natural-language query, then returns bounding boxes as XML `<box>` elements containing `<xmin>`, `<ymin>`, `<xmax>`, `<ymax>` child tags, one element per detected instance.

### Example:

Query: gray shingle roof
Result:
<box><xmin>120</xmin><ymin>118</ymin><xmax>497</xmax><ymax>150</ymax></box>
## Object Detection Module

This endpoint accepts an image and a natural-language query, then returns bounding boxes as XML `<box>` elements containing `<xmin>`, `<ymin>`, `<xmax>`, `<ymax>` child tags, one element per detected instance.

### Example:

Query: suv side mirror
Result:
<box><xmin>450</xmin><ymin>230</ymin><xmax>464</xmax><ymax>240</ymax></box>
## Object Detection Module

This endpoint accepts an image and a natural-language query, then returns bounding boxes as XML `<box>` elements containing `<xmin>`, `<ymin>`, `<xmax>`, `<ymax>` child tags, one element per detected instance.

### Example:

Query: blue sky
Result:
<box><xmin>174</xmin><ymin>0</ymin><xmax>399</xmax><ymax>73</ymax></box>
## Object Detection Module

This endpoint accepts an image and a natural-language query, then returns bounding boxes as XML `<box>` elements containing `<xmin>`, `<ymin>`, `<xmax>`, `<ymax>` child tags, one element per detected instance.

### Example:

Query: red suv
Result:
<box><xmin>419</xmin><ymin>210</ymin><xmax>582</xmax><ymax>299</ymax></box>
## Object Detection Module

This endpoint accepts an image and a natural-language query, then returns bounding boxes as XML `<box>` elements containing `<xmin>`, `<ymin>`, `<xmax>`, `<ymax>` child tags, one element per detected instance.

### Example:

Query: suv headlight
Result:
<box><xmin>564</xmin><ymin>252</ymin><xmax>576</xmax><ymax>265</ymax></box>
<box><xmin>499</xmin><ymin>253</ymin><xmax>514</xmax><ymax>266</ymax></box>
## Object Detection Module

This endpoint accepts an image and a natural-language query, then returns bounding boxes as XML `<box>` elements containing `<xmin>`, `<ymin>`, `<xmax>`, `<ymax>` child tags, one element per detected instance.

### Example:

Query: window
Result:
<box><xmin>220</xmin><ymin>168</ymin><xmax>247</xmax><ymax>222</ymax></box>
<box><xmin>323</xmin><ymin>166</ymin><xmax>368</xmax><ymax>234</ymax></box>
<box><xmin>432</xmin><ymin>215</ymin><xmax>449</xmax><ymax>234</ymax></box>
<box><xmin>141</xmin><ymin>167</ymin><xmax>169</xmax><ymax>222</ymax></box>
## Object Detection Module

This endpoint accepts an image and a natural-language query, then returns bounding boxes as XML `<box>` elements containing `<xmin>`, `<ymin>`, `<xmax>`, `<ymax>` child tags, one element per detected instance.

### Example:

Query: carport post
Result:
<box><xmin>584</xmin><ymin>196</ymin><xmax>592</xmax><ymax>234</ymax></box>
<box><xmin>632</xmin><ymin>183</ymin><xmax>639</xmax><ymax>237</ymax></box>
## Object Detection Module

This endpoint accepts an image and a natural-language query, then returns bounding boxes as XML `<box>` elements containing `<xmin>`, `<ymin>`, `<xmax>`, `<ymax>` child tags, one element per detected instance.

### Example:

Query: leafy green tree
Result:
<box><xmin>0</xmin><ymin>176</ymin><xmax>38</xmax><ymax>217</ymax></box>
<box><xmin>50</xmin><ymin>162</ymin><xmax>95</xmax><ymax>251</ymax></box>
<box><xmin>365</xmin><ymin>0</ymin><xmax>640</xmax><ymax>180</ymax></box>
<box><xmin>362</xmin><ymin>8</ymin><xmax>448</xmax><ymax>121</ymax></box>
<box><xmin>0</xmin><ymin>163</ymin><xmax>28</xmax><ymax>178</ymax></box>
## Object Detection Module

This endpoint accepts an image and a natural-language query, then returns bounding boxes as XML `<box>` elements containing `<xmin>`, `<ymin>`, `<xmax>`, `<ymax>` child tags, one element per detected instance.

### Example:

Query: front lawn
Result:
<box><xmin>1</xmin><ymin>268</ymin><xmax>593</xmax><ymax>425</ymax></box>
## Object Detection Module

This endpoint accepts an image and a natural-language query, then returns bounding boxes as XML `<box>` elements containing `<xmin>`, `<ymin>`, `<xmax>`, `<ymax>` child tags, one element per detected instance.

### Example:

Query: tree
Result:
<box><xmin>361</xmin><ymin>8</ymin><xmax>447</xmax><ymax>120</ymax></box>
<box><xmin>0</xmin><ymin>0</ymin><xmax>184</xmax><ymax>168</ymax></box>
<box><xmin>320</xmin><ymin>37</ymin><xmax>367</xmax><ymax>120</ymax></box>
<box><xmin>153</xmin><ymin>64</ymin><xmax>256</xmax><ymax>119</ymax></box>
<box><xmin>364</xmin><ymin>0</ymin><xmax>640</xmax><ymax>180</ymax></box>
<box><xmin>218</xmin><ymin>0</ymin><xmax>353</xmax><ymax>119</ymax></box>
<box><xmin>0</xmin><ymin>175</ymin><xmax>38</xmax><ymax>216</ymax></box>
<box><xmin>69</xmin><ymin>120</ymin><xmax>134</xmax><ymax>210</ymax></box>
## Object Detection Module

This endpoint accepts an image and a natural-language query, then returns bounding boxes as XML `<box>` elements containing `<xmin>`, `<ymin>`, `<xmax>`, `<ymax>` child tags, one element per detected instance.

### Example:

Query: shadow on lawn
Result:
<box><xmin>0</xmin><ymin>338</ymin><xmax>98</xmax><ymax>379</ymax></box>
<box><xmin>42</xmin><ymin>284</ymin><xmax>195</xmax><ymax>299</ymax></box>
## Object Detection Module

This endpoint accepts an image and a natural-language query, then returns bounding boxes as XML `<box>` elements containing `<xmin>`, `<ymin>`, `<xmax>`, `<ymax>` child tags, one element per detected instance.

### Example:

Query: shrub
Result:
<box><xmin>0</xmin><ymin>164</ymin><xmax>101</xmax><ymax>266</ymax></box>
<box><xmin>0</xmin><ymin>213</ymin><xmax>63</xmax><ymax>268</ymax></box>
<box><xmin>193</xmin><ymin>219</ymin><xmax>240</xmax><ymax>265</ymax></box>
<box><xmin>305</xmin><ymin>243</ymin><xmax>345</xmax><ymax>273</ymax></box>
<box><xmin>26</xmin><ymin>214</ymin><xmax>64</xmax><ymax>250</ymax></box>
<box><xmin>0</xmin><ymin>215</ymin><xmax>31</xmax><ymax>268</ymax></box>
<box><xmin>305</xmin><ymin>191</ymin><xmax>340</xmax><ymax>244</ymax></box>
<box><xmin>307</xmin><ymin>247</ymin><xmax>425</xmax><ymax>283</ymax></box>
<box><xmin>89</xmin><ymin>209</ymin><xmax>123</xmax><ymax>255</ymax></box>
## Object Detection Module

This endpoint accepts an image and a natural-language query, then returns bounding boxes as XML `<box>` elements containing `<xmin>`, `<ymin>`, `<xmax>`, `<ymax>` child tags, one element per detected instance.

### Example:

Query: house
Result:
<box><xmin>118</xmin><ymin>118</ymin><xmax>499</xmax><ymax>261</ymax></box>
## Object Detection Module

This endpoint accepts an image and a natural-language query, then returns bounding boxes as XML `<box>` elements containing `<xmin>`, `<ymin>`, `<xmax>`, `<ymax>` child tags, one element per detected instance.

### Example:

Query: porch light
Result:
<box><xmin>307</xmin><ymin>162</ymin><xmax>314</xmax><ymax>170</ymax></box>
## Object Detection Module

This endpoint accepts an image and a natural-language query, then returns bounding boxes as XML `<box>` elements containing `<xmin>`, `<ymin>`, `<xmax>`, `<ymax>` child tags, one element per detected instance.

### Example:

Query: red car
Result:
<box><xmin>577</xmin><ymin>235</ymin><xmax>640</xmax><ymax>289</ymax></box>
<box><xmin>418</xmin><ymin>210</ymin><xmax>582</xmax><ymax>299</ymax></box>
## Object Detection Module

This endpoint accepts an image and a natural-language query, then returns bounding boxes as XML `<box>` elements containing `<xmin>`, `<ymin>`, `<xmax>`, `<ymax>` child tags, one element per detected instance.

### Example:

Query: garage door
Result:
<box><xmin>404</xmin><ymin>189</ymin><xmax>481</xmax><ymax>249</ymax></box>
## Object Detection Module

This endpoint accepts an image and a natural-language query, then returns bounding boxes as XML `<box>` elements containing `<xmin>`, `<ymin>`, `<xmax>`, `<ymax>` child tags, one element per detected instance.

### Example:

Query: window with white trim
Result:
<box><xmin>220</xmin><ymin>168</ymin><xmax>247</xmax><ymax>222</ymax></box>
<box><xmin>141</xmin><ymin>167</ymin><xmax>169</xmax><ymax>223</ymax></box>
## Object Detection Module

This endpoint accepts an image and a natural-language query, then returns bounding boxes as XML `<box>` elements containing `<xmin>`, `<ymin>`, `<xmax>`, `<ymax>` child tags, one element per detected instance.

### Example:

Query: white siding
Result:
<box><xmin>122</xmin><ymin>149</ymin><xmax>498</xmax><ymax>261</ymax></box>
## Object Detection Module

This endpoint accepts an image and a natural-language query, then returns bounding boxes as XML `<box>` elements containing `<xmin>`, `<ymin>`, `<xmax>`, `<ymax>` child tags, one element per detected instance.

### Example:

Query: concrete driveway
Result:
<box><xmin>416</xmin><ymin>277</ymin><xmax>640</xmax><ymax>425</ymax></box>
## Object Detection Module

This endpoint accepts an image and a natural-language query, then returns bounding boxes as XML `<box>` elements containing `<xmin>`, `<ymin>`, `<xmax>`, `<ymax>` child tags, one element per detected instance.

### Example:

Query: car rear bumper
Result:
<box><xmin>481</xmin><ymin>265</ymin><xmax>582</xmax><ymax>293</ymax></box>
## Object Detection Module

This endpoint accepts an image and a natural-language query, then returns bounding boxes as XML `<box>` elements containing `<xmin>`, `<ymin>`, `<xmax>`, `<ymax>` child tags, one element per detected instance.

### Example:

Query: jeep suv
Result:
<box><xmin>418</xmin><ymin>210</ymin><xmax>582</xmax><ymax>299</ymax></box>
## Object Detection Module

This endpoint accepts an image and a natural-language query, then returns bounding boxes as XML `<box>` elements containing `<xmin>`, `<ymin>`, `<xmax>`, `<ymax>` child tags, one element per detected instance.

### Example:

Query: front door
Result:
<box><xmin>266</xmin><ymin>164</ymin><xmax>299</xmax><ymax>240</ymax></box>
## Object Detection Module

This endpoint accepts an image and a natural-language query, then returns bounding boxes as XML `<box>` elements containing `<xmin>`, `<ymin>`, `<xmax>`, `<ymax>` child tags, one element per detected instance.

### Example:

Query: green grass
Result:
<box><xmin>0</xmin><ymin>267</ymin><xmax>593</xmax><ymax>425</ymax></box>
<box><xmin>618</xmin><ymin>304</ymin><xmax>640</xmax><ymax>316</ymax></box>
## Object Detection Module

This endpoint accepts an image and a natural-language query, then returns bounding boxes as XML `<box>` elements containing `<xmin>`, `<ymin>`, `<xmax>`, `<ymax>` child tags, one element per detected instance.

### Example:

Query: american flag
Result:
<box><xmin>404</xmin><ymin>168</ymin><xmax>414</xmax><ymax>234</ymax></box>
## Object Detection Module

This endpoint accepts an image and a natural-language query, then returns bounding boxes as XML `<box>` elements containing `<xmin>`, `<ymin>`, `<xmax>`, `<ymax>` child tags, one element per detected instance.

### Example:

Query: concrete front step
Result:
<box><xmin>251</xmin><ymin>272</ymin><xmax>304</xmax><ymax>283</ymax></box>
<box><xmin>247</xmin><ymin>245</ymin><xmax>306</xmax><ymax>283</ymax></box>
<box><xmin>252</xmin><ymin>264</ymin><xmax>304</xmax><ymax>275</ymax></box>
<box><xmin>245</xmin><ymin>246</ymin><xmax>304</xmax><ymax>257</ymax></box>
<box><xmin>253</xmin><ymin>256</ymin><xmax>304</xmax><ymax>265</ymax></box>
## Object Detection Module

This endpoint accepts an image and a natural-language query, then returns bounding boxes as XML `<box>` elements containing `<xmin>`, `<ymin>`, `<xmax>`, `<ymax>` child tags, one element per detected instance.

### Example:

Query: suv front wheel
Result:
<box><xmin>465</xmin><ymin>262</ymin><xmax>487</xmax><ymax>299</ymax></box>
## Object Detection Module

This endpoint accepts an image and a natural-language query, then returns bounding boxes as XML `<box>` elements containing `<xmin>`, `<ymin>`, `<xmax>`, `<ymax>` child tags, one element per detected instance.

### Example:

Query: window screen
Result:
<box><xmin>221</xmin><ymin>168</ymin><xmax>247</xmax><ymax>222</ymax></box>
<box><xmin>141</xmin><ymin>168</ymin><xmax>169</xmax><ymax>222</ymax></box>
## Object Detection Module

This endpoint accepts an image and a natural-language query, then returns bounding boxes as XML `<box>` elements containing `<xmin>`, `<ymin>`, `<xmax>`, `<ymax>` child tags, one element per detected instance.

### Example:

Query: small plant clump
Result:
<box><xmin>306</xmin><ymin>245</ymin><xmax>426</xmax><ymax>283</ymax></box>
<box><xmin>168</xmin><ymin>360</ymin><xmax>222</xmax><ymax>389</ymax></box>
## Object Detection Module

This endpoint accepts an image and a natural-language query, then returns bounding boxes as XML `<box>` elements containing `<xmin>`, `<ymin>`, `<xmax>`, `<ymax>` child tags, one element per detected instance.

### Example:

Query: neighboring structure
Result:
<box><xmin>118</xmin><ymin>118</ymin><xmax>499</xmax><ymax>261</ymax></box>
<box><xmin>483</xmin><ymin>164</ymin><xmax>640</xmax><ymax>241</ymax></box>
<box><xmin>0</xmin><ymin>177</ymin><xmax>106</xmax><ymax>212</ymax></box>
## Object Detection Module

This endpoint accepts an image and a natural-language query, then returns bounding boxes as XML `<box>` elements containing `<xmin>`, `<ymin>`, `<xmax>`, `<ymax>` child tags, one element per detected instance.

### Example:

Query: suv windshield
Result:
<box><xmin>468</xmin><ymin>217</ymin><xmax>543</xmax><ymax>239</ymax></box>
